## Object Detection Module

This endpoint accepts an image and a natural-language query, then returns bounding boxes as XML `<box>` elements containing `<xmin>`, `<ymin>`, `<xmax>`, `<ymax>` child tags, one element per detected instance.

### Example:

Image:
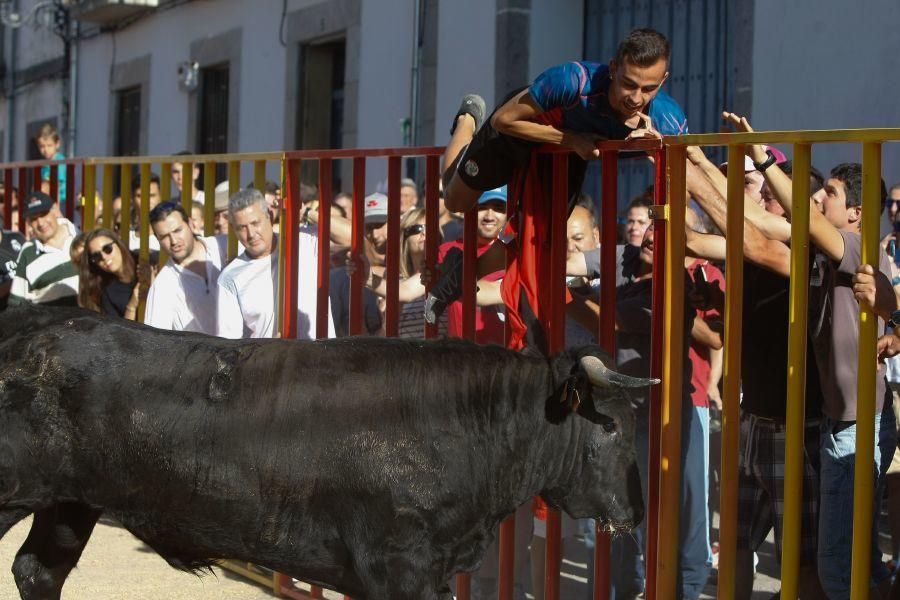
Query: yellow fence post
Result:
<box><xmin>717</xmin><ymin>143</ymin><xmax>746</xmax><ymax>600</ymax></box>
<box><xmin>102</xmin><ymin>164</ymin><xmax>115</xmax><ymax>230</ymax></box>
<box><xmin>120</xmin><ymin>165</ymin><xmax>132</xmax><ymax>246</ymax></box>
<box><xmin>657</xmin><ymin>145</ymin><xmax>686</xmax><ymax>598</ymax></box>
<box><xmin>850</xmin><ymin>141</ymin><xmax>882</xmax><ymax>598</ymax></box>
<box><xmin>780</xmin><ymin>143</ymin><xmax>812</xmax><ymax>600</ymax></box>
<box><xmin>228</xmin><ymin>160</ymin><xmax>240</xmax><ymax>259</ymax></box>
<box><xmin>204</xmin><ymin>161</ymin><xmax>216</xmax><ymax>237</ymax></box>
<box><xmin>181</xmin><ymin>161</ymin><xmax>193</xmax><ymax>214</ymax></box>
<box><xmin>254</xmin><ymin>160</ymin><xmax>266</xmax><ymax>193</ymax></box>
<box><xmin>137</xmin><ymin>163</ymin><xmax>151</xmax><ymax>323</ymax></box>
<box><xmin>82</xmin><ymin>164</ymin><xmax>96</xmax><ymax>232</ymax></box>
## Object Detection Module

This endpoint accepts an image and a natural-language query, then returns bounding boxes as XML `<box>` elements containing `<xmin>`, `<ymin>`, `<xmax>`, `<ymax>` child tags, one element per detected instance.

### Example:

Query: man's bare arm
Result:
<box><xmin>721</xmin><ymin>112</ymin><xmax>845</xmax><ymax>262</ymax></box>
<box><xmin>491</xmin><ymin>90</ymin><xmax>604</xmax><ymax>160</ymax></box>
<box><xmin>687</xmin><ymin>144</ymin><xmax>790</xmax><ymax>243</ymax></box>
<box><xmin>685</xmin><ymin>227</ymin><xmax>726</xmax><ymax>261</ymax></box>
<box><xmin>686</xmin><ymin>160</ymin><xmax>791</xmax><ymax>277</ymax></box>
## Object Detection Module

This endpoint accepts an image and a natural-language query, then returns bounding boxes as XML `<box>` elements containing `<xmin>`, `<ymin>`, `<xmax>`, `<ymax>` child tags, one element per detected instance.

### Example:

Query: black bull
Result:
<box><xmin>0</xmin><ymin>306</ymin><xmax>650</xmax><ymax>600</ymax></box>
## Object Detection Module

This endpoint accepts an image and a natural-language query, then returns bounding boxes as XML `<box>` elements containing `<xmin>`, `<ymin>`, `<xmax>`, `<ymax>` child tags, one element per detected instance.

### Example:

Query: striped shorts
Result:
<box><xmin>736</xmin><ymin>411</ymin><xmax>820</xmax><ymax>566</ymax></box>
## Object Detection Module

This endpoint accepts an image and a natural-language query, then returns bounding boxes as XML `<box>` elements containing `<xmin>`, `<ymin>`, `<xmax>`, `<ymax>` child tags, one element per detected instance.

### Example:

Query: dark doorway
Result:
<box><xmin>197</xmin><ymin>63</ymin><xmax>230</xmax><ymax>182</ymax></box>
<box><xmin>297</xmin><ymin>39</ymin><xmax>345</xmax><ymax>191</ymax></box>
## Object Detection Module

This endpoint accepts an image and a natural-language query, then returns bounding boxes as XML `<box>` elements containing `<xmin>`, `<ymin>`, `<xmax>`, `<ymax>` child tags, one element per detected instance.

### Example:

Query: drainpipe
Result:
<box><xmin>66</xmin><ymin>18</ymin><xmax>78</xmax><ymax>158</ymax></box>
<box><xmin>5</xmin><ymin>0</ymin><xmax>17</xmax><ymax>161</ymax></box>
<box><xmin>409</xmin><ymin>0</ymin><xmax>422</xmax><ymax>147</ymax></box>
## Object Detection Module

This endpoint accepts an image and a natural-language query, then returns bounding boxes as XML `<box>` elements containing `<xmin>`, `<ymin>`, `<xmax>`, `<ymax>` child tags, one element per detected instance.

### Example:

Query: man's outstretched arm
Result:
<box><xmin>686</xmin><ymin>160</ymin><xmax>791</xmax><ymax>277</ymax></box>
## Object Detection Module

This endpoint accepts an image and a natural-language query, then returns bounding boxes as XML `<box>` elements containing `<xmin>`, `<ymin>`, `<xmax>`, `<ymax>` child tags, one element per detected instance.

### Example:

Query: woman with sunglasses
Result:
<box><xmin>354</xmin><ymin>208</ymin><xmax>447</xmax><ymax>338</ymax></box>
<box><xmin>78</xmin><ymin>228</ymin><xmax>143</xmax><ymax>320</ymax></box>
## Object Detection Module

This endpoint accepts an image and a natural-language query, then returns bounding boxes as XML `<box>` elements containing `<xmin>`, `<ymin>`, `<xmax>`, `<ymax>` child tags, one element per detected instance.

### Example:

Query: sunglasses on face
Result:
<box><xmin>403</xmin><ymin>224</ymin><xmax>425</xmax><ymax>238</ymax></box>
<box><xmin>89</xmin><ymin>242</ymin><xmax>115</xmax><ymax>264</ymax></box>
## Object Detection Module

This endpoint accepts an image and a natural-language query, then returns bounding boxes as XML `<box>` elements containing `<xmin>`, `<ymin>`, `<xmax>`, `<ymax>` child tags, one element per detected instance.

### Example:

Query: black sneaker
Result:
<box><xmin>424</xmin><ymin>246</ymin><xmax>465</xmax><ymax>324</ymax></box>
<box><xmin>450</xmin><ymin>94</ymin><xmax>487</xmax><ymax>136</ymax></box>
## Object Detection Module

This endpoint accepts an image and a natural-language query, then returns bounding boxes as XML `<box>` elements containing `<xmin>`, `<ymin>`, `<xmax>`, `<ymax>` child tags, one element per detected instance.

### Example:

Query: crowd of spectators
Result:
<box><xmin>5</xmin><ymin>108</ymin><xmax>900</xmax><ymax>600</ymax></box>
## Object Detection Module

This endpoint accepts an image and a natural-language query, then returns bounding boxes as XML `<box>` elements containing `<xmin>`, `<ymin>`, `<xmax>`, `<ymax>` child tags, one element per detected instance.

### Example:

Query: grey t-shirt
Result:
<box><xmin>808</xmin><ymin>229</ymin><xmax>891</xmax><ymax>421</ymax></box>
<box><xmin>585</xmin><ymin>245</ymin><xmax>655</xmax><ymax>414</ymax></box>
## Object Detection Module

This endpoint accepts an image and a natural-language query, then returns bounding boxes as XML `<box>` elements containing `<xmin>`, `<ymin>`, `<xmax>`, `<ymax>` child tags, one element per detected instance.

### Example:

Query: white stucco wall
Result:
<box><xmin>751</xmin><ymin>0</ymin><xmax>900</xmax><ymax>189</ymax></box>
<box><xmin>433</xmin><ymin>0</ymin><xmax>496</xmax><ymax>146</ymax></box>
<box><xmin>528</xmin><ymin>0</ymin><xmax>584</xmax><ymax>80</ymax></box>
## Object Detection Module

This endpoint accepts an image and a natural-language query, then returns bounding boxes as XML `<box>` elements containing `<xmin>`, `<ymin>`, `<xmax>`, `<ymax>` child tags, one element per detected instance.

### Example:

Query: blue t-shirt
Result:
<box><xmin>40</xmin><ymin>150</ymin><xmax>67</xmax><ymax>208</ymax></box>
<box><xmin>528</xmin><ymin>61</ymin><xmax>687</xmax><ymax>138</ymax></box>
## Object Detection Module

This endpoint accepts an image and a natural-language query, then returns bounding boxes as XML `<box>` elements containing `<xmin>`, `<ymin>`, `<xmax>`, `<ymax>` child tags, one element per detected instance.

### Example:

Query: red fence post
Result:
<box><xmin>66</xmin><ymin>163</ymin><xmax>76</xmax><ymax>223</ymax></box>
<box><xmin>385</xmin><ymin>156</ymin><xmax>402</xmax><ymax>337</ymax></box>
<box><xmin>282</xmin><ymin>158</ymin><xmax>301</xmax><ymax>339</ymax></box>
<box><xmin>593</xmin><ymin>150</ymin><xmax>620</xmax><ymax>600</ymax></box>
<box><xmin>424</xmin><ymin>155</ymin><xmax>441</xmax><ymax>339</ymax></box>
<box><xmin>2</xmin><ymin>169</ymin><xmax>11</xmax><ymax>232</ymax></box>
<box><xmin>17</xmin><ymin>167</ymin><xmax>27</xmax><ymax>233</ymax></box>
<box><xmin>349</xmin><ymin>157</ymin><xmax>366</xmax><ymax>336</ymax></box>
<box><xmin>316</xmin><ymin>159</ymin><xmax>333</xmax><ymax>340</ymax></box>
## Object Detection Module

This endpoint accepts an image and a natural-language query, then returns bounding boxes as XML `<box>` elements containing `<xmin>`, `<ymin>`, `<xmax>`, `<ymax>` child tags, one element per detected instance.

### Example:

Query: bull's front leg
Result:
<box><xmin>12</xmin><ymin>503</ymin><xmax>100</xmax><ymax>600</ymax></box>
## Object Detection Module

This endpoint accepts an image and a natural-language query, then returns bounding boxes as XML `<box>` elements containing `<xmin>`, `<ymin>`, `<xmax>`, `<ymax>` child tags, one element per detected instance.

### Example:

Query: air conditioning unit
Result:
<box><xmin>63</xmin><ymin>0</ymin><xmax>158</xmax><ymax>25</ymax></box>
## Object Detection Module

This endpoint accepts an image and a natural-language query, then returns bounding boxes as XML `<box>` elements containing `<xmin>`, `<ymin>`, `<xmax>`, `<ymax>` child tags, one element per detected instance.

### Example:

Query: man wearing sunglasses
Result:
<box><xmin>8</xmin><ymin>191</ymin><xmax>78</xmax><ymax>307</ymax></box>
<box><xmin>144</xmin><ymin>201</ymin><xmax>228</xmax><ymax>335</ymax></box>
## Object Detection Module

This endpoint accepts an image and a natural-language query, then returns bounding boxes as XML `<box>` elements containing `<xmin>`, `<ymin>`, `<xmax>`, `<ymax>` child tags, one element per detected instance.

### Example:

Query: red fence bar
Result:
<box><xmin>49</xmin><ymin>163</ymin><xmax>58</xmax><ymax>208</ymax></box>
<box><xmin>2</xmin><ymin>169</ymin><xmax>11</xmax><ymax>232</ymax></box>
<box><xmin>461</xmin><ymin>207</ymin><xmax>477</xmax><ymax>341</ymax></box>
<box><xmin>543</xmin><ymin>152</ymin><xmax>569</xmax><ymax>600</ymax></box>
<box><xmin>349</xmin><ymin>157</ymin><xmax>366</xmax><ymax>336</ymax></box>
<box><xmin>385</xmin><ymin>156</ymin><xmax>402</xmax><ymax>337</ymax></box>
<box><xmin>645</xmin><ymin>147</ymin><xmax>667</xmax><ymax>600</ymax></box>
<box><xmin>17</xmin><ymin>167</ymin><xmax>27</xmax><ymax>232</ymax></box>
<box><xmin>498</xmin><ymin>161</ymin><xmax>521</xmax><ymax>600</ymax></box>
<box><xmin>282</xmin><ymin>158</ymin><xmax>301</xmax><ymax>339</ymax></box>
<box><xmin>65</xmin><ymin>163</ymin><xmax>75</xmax><ymax>223</ymax></box>
<box><xmin>316</xmin><ymin>159</ymin><xmax>333</xmax><ymax>340</ymax></box>
<box><xmin>594</xmin><ymin>149</ymin><xmax>620</xmax><ymax>600</ymax></box>
<box><xmin>423</xmin><ymin>154</ymin><xmax>440</xmax><ymax>339</ymax></box>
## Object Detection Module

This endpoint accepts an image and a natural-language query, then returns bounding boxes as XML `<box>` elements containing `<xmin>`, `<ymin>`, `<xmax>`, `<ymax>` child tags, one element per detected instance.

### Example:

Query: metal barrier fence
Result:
<box><xmin>4</xmin><ymin>128</ymin><xmax>896</xmax><ymax>599</ymax></box>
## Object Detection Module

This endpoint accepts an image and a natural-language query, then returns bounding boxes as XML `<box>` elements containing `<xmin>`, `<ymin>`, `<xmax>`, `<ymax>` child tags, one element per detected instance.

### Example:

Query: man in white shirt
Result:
<box><xmin>216</xmin><ymin>188</ymin><xmax>333</xmax><ymax>339</ymax></box>
<box><xmin>144</xmin><ymin>201</ymin><xmax>227</xmax><ymax>334</ymax></box>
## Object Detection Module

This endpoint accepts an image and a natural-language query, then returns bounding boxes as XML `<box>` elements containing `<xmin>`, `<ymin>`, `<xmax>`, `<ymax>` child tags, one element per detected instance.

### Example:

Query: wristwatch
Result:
<box><xmin>753</xmin><ymin>149</ymin><xmax>777</xmax><ymax>173</ymax></box>
<box><xmin>889</xmin><ymin>309</ymin><xmax>900</xmax><ymax>328</ymax></box>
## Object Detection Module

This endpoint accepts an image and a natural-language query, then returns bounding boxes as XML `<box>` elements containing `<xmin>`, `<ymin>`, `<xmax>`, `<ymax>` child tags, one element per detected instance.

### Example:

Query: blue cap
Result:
<box><xmin>478</xmin><ymin>185</ymin><xmax>507</xmax><ymax>205</ymax></box>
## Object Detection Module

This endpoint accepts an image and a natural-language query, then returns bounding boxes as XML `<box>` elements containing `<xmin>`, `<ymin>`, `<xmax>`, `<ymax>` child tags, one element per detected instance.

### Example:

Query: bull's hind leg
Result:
<box><xmin>12</xmin><ymin>503</ymin><xmax>100</xmax><ymax>600</ymax></box>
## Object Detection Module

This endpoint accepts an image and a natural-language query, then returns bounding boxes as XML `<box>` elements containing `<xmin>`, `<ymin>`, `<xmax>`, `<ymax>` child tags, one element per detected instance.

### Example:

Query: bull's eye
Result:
<box><xmin>601</xmin><ymin>421</ymin><xmax>617</xmax><ymax>434</ymax></box>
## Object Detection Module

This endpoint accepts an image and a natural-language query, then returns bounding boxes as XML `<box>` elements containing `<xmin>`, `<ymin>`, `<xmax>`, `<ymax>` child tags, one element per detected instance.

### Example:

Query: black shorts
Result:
<box><xmin>456</xmin><ymin>88</ymin><xmax>587</xmax><ymax>212</ymax></box>
<box><xmin>456</xmin><ymin>120</ymin><xmax>539</xmax><ymax>191</ymax></box>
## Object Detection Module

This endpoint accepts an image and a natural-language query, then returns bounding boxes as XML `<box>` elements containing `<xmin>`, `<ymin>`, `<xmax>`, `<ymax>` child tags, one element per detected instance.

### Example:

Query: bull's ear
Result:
<box><xmin>545</xmin><ymin>375</ymin><xmax>587</xmax><ymax>424</ymax></box>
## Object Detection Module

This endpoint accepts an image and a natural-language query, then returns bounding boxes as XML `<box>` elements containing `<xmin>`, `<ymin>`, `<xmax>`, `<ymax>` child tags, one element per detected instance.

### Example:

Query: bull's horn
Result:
<box><xmin>579</xmin><ymin>356</ymin><xmax>660</xmax><ymax>388</ymax></box>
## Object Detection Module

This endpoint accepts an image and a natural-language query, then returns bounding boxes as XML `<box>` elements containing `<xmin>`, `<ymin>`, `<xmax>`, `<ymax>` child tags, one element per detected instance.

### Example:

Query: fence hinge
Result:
<box><xmin>649</xmin><ymin>204</ymin><xmax>669</xmax><ymax>221</ymax></box>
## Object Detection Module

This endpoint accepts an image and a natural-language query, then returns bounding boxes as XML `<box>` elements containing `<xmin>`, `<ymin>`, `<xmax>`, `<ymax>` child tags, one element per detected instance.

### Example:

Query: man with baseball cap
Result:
<box><xmin>8</xmin><ymin>191</ymin><xmax>78</xmax><ymax>306</ymax></box>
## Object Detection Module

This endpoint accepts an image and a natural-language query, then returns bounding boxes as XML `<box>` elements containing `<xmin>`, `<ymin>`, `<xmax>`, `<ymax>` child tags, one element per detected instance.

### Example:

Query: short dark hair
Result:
<box><xmin>149</xmin><ymin>200</ymin><xmax>189</xmax><ymax>225</ymax></box>
<box><xmin>778</xmin><ymin>161</ymin><xmax>826</xmax><ymax>196</ymax></box>
<box><xmin>830</xmin><ymin>162</ymin><xmax>887</xmax><ymax>213</ymax></box>
<box><xmin>626</xmin><ymin>194</ymin><xmax>653</xmax><ymax>213</ymax></box>
<box><xmin>574</xmin><ymin>192</ymin><xmax>597</xmax><ymax>227</ymax></box>
<box><xmin>615</xmin><ymin>28</ymin><xmax>671</xmax><ymax>67</ymax></box>
<box><xmin>131</xmin><ymin>172</ymin><xmax>160</xmax><ymax>195</ymax></box>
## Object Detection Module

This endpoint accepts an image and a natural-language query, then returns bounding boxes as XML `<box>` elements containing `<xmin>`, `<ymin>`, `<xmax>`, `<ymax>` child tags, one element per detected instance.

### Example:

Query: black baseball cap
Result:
<box><xmin>23</xmin><ymin>191</ymin><xmax>55</xmax><ymax>218</ymax></box>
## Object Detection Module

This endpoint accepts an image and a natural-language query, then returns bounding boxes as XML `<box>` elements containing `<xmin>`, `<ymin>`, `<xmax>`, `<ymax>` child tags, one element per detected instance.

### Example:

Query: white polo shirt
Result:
<box><xmin>144</xmin><ymin>235</ymin><xmax>228</xmax><ymax>335</ymax></box>
<box><xmin>216</xmin><ymin>227</ymin><xmax>334</xmax><ymax>339</ymax></box>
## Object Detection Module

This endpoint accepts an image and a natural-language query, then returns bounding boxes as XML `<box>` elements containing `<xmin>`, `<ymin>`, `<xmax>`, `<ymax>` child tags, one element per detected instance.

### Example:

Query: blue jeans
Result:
<box><xmin>817</xmin><ymin>409</ymin><xmax>895</xmax><ymax>599</ymax></box>
<box><xmin>678</xmin><ymin>405</ymin><xmax>712</xmax><ymax>599</ymax></box>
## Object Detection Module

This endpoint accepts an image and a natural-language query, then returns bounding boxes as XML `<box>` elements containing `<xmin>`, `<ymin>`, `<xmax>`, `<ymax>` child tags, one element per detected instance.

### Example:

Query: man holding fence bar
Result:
<box><xmin>426</xmin><ymin>27</ymin><xmax>687</xmax><ymax>322</ymax></box>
